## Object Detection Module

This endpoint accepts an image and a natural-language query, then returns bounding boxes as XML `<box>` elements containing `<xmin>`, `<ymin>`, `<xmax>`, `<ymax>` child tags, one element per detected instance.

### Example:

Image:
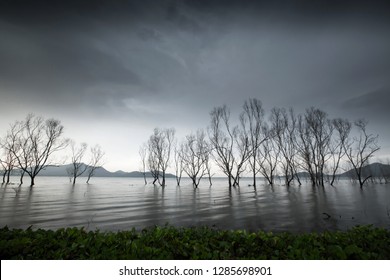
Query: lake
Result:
<box><xmin>0</xmin><ymin>176</ymin><xmax>389</xmax><ymax>233</ymax></box>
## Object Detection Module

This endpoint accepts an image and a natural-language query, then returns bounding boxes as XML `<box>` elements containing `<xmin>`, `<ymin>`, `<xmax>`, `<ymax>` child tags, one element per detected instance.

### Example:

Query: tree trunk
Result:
<box><xmin>86</xmin><ymin>173</ymin><xmax>92</xmax><ymax>184</ymax></box>
<box><xmin>143</xmin><ymin>173</ymin><xmax>147</xmax><ymax>185</ymax></box>
<box><xmin>330</xmin><ymin>172</ymin><xmax>336</xmax><ymax>186</ymax></box>
<box><xmin>191</xmin><ymin>176</ymin><xmax>196</xmax><ymax>187</ymax></box>
<box><xmin>252</xmin><ymin>169</ymin><xmax>256</xmax><ymax>188</ymax></box>
<box><xmin>2</xmin><ymin>171</ymin><xmax>6</xmax><ymax>184</ymax></box>
<box><xmin>208</xmin><ymin>174</ymin><xmax>212</xmax><ymax>187</ymax></box>
<box><xmin>6</xmin><ymin>169</ymin><xmax>11</xmax><ymax>184</ymax></box>
<box><xmin>30</xmin><ymin>176</ymin><xmax>35</xmax><ymax>187</ymax></box>
<box><xmin>161</xmin><ymin>171</ymin><xmax>166</xmax><ymax>187</ymax></box>
<box><xmin>20</xmin><ymin>171</ymin><xmax>25</xmax><ymax>185</ymax></box>
<box><xmin>228</xmin><ymin>175</ymin><xmax>232</xmax><ymax>188</ymax></box>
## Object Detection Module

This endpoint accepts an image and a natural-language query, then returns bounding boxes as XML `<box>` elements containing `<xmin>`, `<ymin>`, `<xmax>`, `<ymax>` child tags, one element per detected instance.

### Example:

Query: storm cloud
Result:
<box><xmin>1</xmin><ymin>0</ymin><xmax>390</xmax><ymax>171</ymax></box>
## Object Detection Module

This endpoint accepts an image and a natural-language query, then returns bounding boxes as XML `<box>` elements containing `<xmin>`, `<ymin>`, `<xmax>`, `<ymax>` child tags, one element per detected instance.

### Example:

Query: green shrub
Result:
<box><xmin>0</xmin><ymin>225</ymin><xmax>389</xmax><ymax>259</ymax></box>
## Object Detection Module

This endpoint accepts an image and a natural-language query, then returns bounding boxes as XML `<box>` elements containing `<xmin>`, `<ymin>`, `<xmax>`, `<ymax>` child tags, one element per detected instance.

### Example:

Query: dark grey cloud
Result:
<box><xmin>1</xmin><ymin>0</ymin><xmax>390</xmax><ymax>170</ymax></box>
<box><xmin>341</xmin><ymin>89</ymin><xmax>390</xmax><ymax>122</ymax></box>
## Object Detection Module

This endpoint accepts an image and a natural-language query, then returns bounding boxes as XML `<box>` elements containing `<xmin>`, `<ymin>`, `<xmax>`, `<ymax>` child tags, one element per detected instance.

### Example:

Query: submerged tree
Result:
<box><xmin>208</xmin><ymin>106</ymin><xmax>236</xmax><ymax>188</ymax></box>
<box><xmin>0</xmin><ymin>128</ymin><xmax>18</xmax><ymax>184</ymax></box>
<box><xmin>328</xmin><ymin>118</ymin><xmax>351</xmax><ymax>186</ymax></box>
<box><xmin>296</xmin><ymin>108</ymin><xmax>333</xmax><ymax>186</ymax></box>
<box><xmin>173</xmin><ymin>142</ymin><xmax>184</xmax><ymax>186</ymax></box>
<box><xmin>10</xmin><ymin>114</ymin><xmax>68</xmax><ymax>186</ymax></box>
<box><xmin>241</xmin><ymin>98</ymin><xmax>267</xmax><ymax>188</ymax></box>
<box><xmin>147</xmin><ymin>142</ymin><xmax>160</xmax><ymax>185</ymax></box>
<box><xmin>270</xmin><ymin>107</ymin><xmax>299</xmax><ymax>186</ymax></box>
<box><xmin>258</xmin><ymin>126</ymin><xmax>280</xmax><ymax>185</ymax></box>
<box><xmin>147</xmin><ymin>128</ymin><xmax>175</xmax><ymax>187</ymax></box>
<box><xmin>139</xmin><ymin>143</ymin><xmax>148</xmax><ymax>185</ymax></box>
<box><xmin>181</xmin><ymin>130</ymin><xmax>209</xmax><ymax>188</ymax></box>
<box><xmin>86</xmin><ymin>144</ymin><xmax>105</xmax><ymax>184</ymax></box>
<box><xmin>67</xmin><ymin>141</ymin><xmax>88</xmax><ymax>185</ymax></box>
<box><xmin>204</xmin><ymin>150</ymin><xmax>214</xmax><ymax>187</ymax></box>
<box><xmin>232</xmin><ymin>117</ymin><xmax>252</xmax><ymax>187</ymax></box>
<box><xmin>344</xmin><ymin>120</ymin><xmax>380</xmax><ymax>188</ymax></box>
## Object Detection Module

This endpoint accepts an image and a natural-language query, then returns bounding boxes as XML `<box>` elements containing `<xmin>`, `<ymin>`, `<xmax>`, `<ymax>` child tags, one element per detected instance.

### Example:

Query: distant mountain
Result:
<box><xmin>12</xmin><ymin>163</ymin><xmax>175</xmax><ymax>178</ymax></box>
<box><xmin>340</xmin><ymin>88</ymin><xmax>390</xmax><ymax>121</ymax></box>
<box><xmin>294</xmin><ymin>163</ymin><xmax>390</xmax><ymax>179</ymax></box>
<box><xmin>340</xmin><ymin>162</ymin><xmax>390</xmax><ymax>178</ymax></box>
<box><xmin>8</xmin><ymin>162</ymin><xmax>389</xmax><ymax>179</ymax></box>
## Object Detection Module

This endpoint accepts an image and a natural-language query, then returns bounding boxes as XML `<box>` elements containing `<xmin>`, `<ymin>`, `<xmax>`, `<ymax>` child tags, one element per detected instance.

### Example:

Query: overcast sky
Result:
<box><xmin>1</xmin><ymin>0</ymin><xmax>390</xmax><ymax>172</ymax></box>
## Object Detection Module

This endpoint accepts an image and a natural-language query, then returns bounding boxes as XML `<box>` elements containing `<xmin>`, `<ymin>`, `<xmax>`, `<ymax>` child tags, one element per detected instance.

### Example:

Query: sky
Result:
<box><xmin>1</xmin><ymin>0</ymin><xmax>390</xmax><ymax>173</ymax></box>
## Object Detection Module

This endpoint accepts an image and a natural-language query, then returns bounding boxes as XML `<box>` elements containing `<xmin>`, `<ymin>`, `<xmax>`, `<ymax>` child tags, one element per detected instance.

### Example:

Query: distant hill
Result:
<box><xmin>11</xmin><ymin>163</ymin><xmax>175</xmax><ymax>178</ymax></box>
<box><xmin>340</xmin><ymin>162</ymin><xmax>390</xmax><ymax>178</ymax></box>
<box><xmin>7</xmin><ymin>162</ymin><xmax>389</xmax><ymax>179</ymax></box>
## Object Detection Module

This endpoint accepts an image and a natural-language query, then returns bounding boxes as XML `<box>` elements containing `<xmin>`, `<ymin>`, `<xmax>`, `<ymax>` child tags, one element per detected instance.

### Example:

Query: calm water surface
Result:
<box><xmin>0</xmin><ymin>177</ymin><xmax>389</xmax><ymax>232</ymax></box>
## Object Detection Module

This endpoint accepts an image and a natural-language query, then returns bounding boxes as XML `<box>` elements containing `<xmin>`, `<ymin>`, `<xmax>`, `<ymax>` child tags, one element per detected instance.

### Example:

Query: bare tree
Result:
<box><xmin>139</xmin><ymin>143</ymin><xmax>148</xmax><ymax>185</ymax></box>
<box><xmin>328</xmin><ymin>118</ymin><xmax>351</xmax><ymax>186</ymax></box>
<box><xmin>67</xmin><ymin>141</ymin><xmax>88</xmax><ymax>184</ymax></box>
<box><xmin>0</xmin><ymin>136</ymin><xmax>17</xmax><ymax>184</ymax></box>
<box><xmin>10</xmin><ymin>114</ymin><xmax>68</xmax><ymax>186</ymax></box>
<box><xmin>209</xmin><ymin>104</ymin><xmax>255</xmax><ymax>188</ymax></box>
<box><xmin>270</xmin><ymin>107</ymin><xmax>299</xmax><ymax>186</ymax></box>
<box><xmin>258</xmin><ymin>127</ymin><xmax>280</xmax><ymax>185</ymax></box>
<box><xmin>344</xmin><ymin>119</ymin><xmax>380</xmax><ymax>188</ymax></box>
<box><xmin>232</xmin><ymin>118</ymin><xmax>252</xmax><ymax>187</ymax></box>
<box><xmin>241</xmin><ymin>98</ymin><xmax>267</xmax><ymax>188</ymax></box>
<box><xmin>86</xmin><ymin>144</ymin><xmax>105</xmax><ymax>184</ymax></box>
<box><xmin>147</xmin><ymin>142</ymin><xmax>160</xmax><ymax>185</ymax></box>
<box><xmin>181</xmin><ymin>130</ymin><xmax>209</xmax><ymax>188</ymax></box>
<box><xmin>204</xmin><ymin>150</ymin><xmax>214</xmax><ymax>187</ymax></box>
<box><xmin>173</xmin><ymin>142</ymin><xmax>184</xmax><ymax>186</ymax></box>
<box><xmin>296</xmin><ymin>108</ymin><xmax>333</xmax><ymax>186</ymax></box>
<box><xmin>147</xmin><ymin>128</ymin><xmax>175</xmax><ymax>187</ymax></box>
<box><xmin>209</xmin><ymin>106</ymin><xmax>235</xmax><ymax>187</ymax></box>
<box><xmin>0</xmin><ymin>158</ymin><xmax>12</xmax><ymax>184</ymax></box>
<box><xmin>384</xmin><ymin>158</ymin><xmax>390</xmax><ymax>184</ymax></box>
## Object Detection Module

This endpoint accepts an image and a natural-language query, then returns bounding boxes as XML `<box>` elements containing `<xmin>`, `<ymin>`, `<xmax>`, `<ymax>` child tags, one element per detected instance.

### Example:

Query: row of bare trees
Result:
<box><xmin>140</xmin><ymin>99</ymin><xmax>380</xmax><ymax>189</ymax></box>
<box><xmin>66</xmin><ymin>140</ymin><xmax>105</xmax><ymax>184</ymax></box>
<box><xmin>139</xmin><ymin>127</ymin><xmax>214</xmax><ymax>188</ymax></box>
<box><xmin>0</xmin><ymin>114</ymin><xmax>105</xmax><ymax>186</ymax></box>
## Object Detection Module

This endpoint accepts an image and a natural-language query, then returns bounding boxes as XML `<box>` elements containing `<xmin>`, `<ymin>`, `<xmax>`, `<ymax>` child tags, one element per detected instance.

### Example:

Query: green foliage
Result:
<box><xmin>0</xmin><ymin>225</ymin><xmax>389</xmax><ymax>259</ymax></box>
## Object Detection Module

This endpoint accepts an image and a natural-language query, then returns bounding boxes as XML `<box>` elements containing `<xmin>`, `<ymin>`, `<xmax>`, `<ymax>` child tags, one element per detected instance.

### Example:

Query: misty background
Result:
<box><xmin>1</xmin><ymin>0</ymin><xmax>389</xmax><ymax>173</ymax></box>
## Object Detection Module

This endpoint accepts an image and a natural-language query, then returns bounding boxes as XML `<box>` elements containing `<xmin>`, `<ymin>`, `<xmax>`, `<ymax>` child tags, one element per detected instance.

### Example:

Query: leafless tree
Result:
<box><xmin>86</xmin><ymin>144</ymin><xmax>105</xmax><ymax>184</ymax></box>
<box><xmin>270</xmin><ymin>107</ymin><xmax>299</xmax><ymax>186</ymax></box>
<box><xmin>173</xmin><ymin>142</ymin><xmax>184</xmax><ymax>186</ymax></box>
<box><xmin>0</xmin><ymin>136</ymin><xmax>17</xmax><ymax>184</ymax></box>
<box><xmin>296</xmin><ymin>108</ymin><xmax>333</xmax><ymax>186</ymax></box>
<box><xmin>258</xmin><ymin>127</ymin><xmax>280</xmax><ymax>185</ymax></box>
<box><xmin>181</xmin><ymin>130</ymin><xmax>209</xmax><ymax>188</ymax></box>
<box><xmin>209</xmin><ymin>106</ymin><xmax>235</xmax><ymax>188</ymax></box>
<box><xmin>209</xmin><ymin>105</ymin><xmax>251</xmax><ymax>188</ymax></box>
<box><xmin>232</xmin><ymin>118</ymin><xmax>252</xmax><ymax>187</ymax></box>
<box><xmin>147</xmin><ymin>128</ymin><xmax>175</xmax><ymax>187</ymax></box>
<box><xmin>204</xmin><ymin>150</ymin><xmax>214</xmax><ymax>187</ymax></box>
<box><xmin>147</xmin><ymin>142</ymin><xmax>160</xmax><ymax>185</ymax></box>
<box><xmin>67</xmin><ymin>141</ymin><xmax>88</xmax><ymax>185</ymax></box>
<box><xmin>10</xmin><ymin>114</ymin><xmax>68</xmax><ymax>186</ymax></box>
<box><xmin>0</xmin><ymin>160</ymin><xmax>6</xmax><ymax>184</ymax></box>
<box><xmin>241</xmin><ymin>98</ymin><xmax>267</xmax><ymax>187</ymax></box>
<box><xmin>328</xmin><ymin>118</ymin><xmax>351</xmax><ymax>186</ymax></box>
<box><xmin>384</xmin><ymin>158</ymin><xmax>390</xmax><ymax>184</ymax></box>
<box><xmin>1</xmin><ymin>122</ymin><xmax>25</xmax><ymax>184</ymax></box>
<box><xmin>344</xmin><ymin>119</ymin><xmax>380</xmax><ymax>188</ymax></box>
<box><xmin>139</xmin><ymin>143</ymin><xmax>148</xmax><ymax>185</ymax></box>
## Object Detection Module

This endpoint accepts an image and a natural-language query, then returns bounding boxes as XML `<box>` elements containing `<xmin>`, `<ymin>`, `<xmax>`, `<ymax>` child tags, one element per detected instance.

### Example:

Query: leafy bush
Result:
<box><xmin>0</xmin><ymin>225</ymin><xmax>389</xmax><ymax>259</ymax></box>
